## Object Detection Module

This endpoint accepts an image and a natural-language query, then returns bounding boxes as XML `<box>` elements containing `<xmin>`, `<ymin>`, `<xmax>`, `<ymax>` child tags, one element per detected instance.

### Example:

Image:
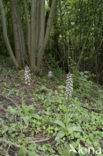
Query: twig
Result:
<box><xmin>0</xmin><ymin>136</ymin><xmax>54</xmax><ymax>146</ymax></box>
<box><xmin>80</xmin><ymin>139</ymin><xmax>97</xmax><ymax>152</ymax></box>
<box><xmin>0</xmin><ymin>138</ymin><xmax>21</xmax><ymax>148</ymax></box>
<box><xmin>0</xmin><ymin>108</ymin><xmax>6</xmax><ymax>112</ymax></box>
<box><xmin>82</xmin><ymin>106</ymin><xmax>100</xmax><ymax>113</ymax></box>
<box><xmin>0</xmin><ymin>94</ymin><xmax>18</xmax><ymax>108</ymax></box>
<box><xmin>29</xmin><ymin>136</ymin><xmax>55</xmax><ymax>143</ymax></box>
<box><xmin>0</xmin><ymin>138</ymin><xmax>51</xmax><ymax>156</ymax></box>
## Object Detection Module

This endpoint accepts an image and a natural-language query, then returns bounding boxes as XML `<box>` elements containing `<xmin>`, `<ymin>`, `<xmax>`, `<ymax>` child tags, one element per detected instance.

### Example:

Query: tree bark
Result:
<box><xmin>30</xmin><ymin>0</ymin><xmax>37</xmax><ymax>69</ymax></box>
<box><xmin>0</xmin><ymin>0</ymin><xmax>19</xmax><ymax>68</ymax></box>
<box><xmin>10</xmin><ymin>0</ymin><xmax>26</xmax><ymax>66</ymax></box>
<box><xmin>23</xmin><ymin>0</ymin><xmax>30</xmax><ymax>56</ymax></box>
<box><xmin>0</xmin><ymin>0</ymin><xmax>57</xmax><ymax>72</ymax></box>
<box><xmin>37</xmin><ymin>0</ymin><xmax>57</xmax><ymax>68</ymax></box>
<box><xmin>37</xmin><ymin>0</ymin><xmax>45</xmax><ymax>60</ymax></box>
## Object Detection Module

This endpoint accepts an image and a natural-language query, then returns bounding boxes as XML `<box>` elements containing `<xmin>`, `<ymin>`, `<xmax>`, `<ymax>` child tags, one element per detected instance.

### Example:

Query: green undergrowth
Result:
<box><xmin>0</xmin><ymin>64</ymin><xmax>103</xmax><ymax>156</ymax></box>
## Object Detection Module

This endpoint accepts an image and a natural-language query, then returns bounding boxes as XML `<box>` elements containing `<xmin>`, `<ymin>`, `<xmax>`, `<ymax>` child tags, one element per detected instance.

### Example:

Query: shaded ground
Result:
<box><xmin>0</xmin><ymin>56</ymin><xmax>103</xmax><ymax>156</ymax></box>
<box><xmin>0</xmin><ymin>58</ymin><xmax>61</xmax><ymax>156</ymax></box>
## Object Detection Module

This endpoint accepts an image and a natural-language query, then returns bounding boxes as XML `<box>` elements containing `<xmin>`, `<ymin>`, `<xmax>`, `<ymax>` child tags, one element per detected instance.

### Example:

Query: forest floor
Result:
<box><xmin>0</xmin><ymin>56</ymin><xmax>103</xmax><ymax>156</ymax></box>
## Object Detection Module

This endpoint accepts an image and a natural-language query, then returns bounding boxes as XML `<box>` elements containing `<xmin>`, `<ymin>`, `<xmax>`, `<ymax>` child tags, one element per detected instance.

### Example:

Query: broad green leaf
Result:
<box><xmin>7</xmin><ymin>106</ymin><xmax>17</xmax><ymax>115</ymax></box>
<box><xmin>22</xmin><ymin>116</ymin><xmax>29</xmax><ymax>126</ymax></box>
<box><xmin>67</xmin><ymin>126</ymin><xmax>82</xmax><ymax>133</ymax></box>
<box><xmin>19</xmin><ymin>146</ymin><xmax>27</xmax><ymax>156</ymax></box>
<box><xmin>54</xmin><ymin>120</ymin><xmax>65</xmax><ymax>129</ymax></box>
<box><xmin>55</xmin><ymin>131</ymin><xmax>65</xmax><ymax>143</ymax></box>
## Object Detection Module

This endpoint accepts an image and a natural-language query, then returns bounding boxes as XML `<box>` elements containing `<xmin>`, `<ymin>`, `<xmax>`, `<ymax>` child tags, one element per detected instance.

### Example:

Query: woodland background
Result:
<box><xmin>0</xmin><ymin>0</ymin><xmax>103</xmax><ymax>84</ymax></box>
<box><xmin>0</xmin><ymin>0</ymin><xmax>103</xmax><ymax>155</ymax></box>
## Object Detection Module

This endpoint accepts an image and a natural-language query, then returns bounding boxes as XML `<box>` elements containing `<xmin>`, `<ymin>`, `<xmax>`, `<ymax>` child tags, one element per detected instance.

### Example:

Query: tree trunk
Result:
<box><xmin>10</xmin><ymin>0</ymin><xmax>26</xmax><ymax>66</ymax></box>
<box><xmin>0</xmin><ymin>0</ymin><xmax>19</xmax><ymax>68</ymax></box>
<box><xmin>30</xmin><ymin>0</ymin><xmax>37</xmax><ymax>70</ymax></box>
<box><xmin>37</xmin><ymin>0</ymin><xmax>57</xmax><ymax>69</ymax></box>
<box><xmin>0</xmin><ymin>0</ymin><xmax>57</xmax><ymax>72</ymax></box>
<box><xmin>23</xmin><ymin>0</ymin><xmax>30</xmax><ymax>56</ymax></box>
